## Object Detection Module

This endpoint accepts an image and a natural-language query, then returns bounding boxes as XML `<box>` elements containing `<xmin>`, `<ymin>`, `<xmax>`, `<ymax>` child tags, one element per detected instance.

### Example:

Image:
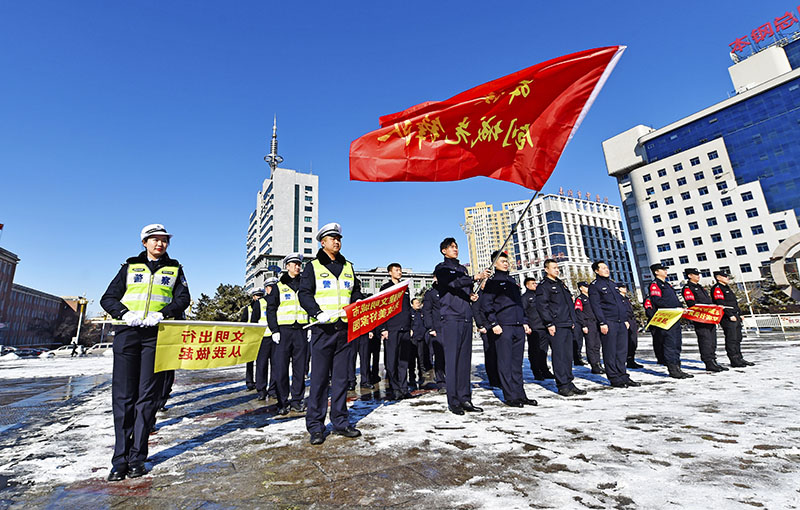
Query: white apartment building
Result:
<box><xmin>355</xmin><ymin>268</ymin><xmax>435</xmax><ymax>300</ymax></box>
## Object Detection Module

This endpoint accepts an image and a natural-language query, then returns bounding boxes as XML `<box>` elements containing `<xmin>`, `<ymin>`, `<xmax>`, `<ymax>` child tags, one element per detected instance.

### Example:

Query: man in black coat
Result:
<box><xmin>473</xmin><ymin>281</ymin><xmax>500</xmax><ymax>388</ymax></box>
<box><xmin>522</xmin><ymin>277</ymin><xmax>553</xmax><ymax>380</ymax></box>
<box><xmin>682</xmin><ymin>268</ymin><xmax>727</xmax><ymax>372</ymax></box>
<box><xmin>422</xmin><ymin>283</ymin><xmax>445</xmax><ymax>392</ymax></box>
<box><xmin>617</xmin><ymin>284</ymin><xmax>643</xmax><ymax>369</ymax></box>
<box><xmin>648</xmin><ymin>263</ymin><xmax>693</xmax><ymax>379</ymax></box>
<box><xmin>379</xmin><ymin>263</ymin><xmax>413</xmax><ymax>399</ymax></box>
<box><xmin>711</xmin><ymin>270</ymin><xmax>753</xmax><ymax>368</ymax></box>
<box><xmin>574</xmin><ymin>281</ymin><xmax>603</xmax><ymax>374</ymax></box>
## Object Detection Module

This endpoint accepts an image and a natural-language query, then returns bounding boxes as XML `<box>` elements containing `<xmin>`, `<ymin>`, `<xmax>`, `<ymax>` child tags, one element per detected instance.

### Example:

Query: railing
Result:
<box><xmin>741</xmin><ymin>314</ymin><xmax>800</xmax><ymax>336</ymax></box>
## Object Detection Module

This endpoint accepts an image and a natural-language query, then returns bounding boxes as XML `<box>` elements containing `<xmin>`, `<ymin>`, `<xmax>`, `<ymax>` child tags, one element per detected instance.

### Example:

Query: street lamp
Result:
<box><xmin>73</xmin><ymin>296</ymin><xmax>92</xmax><ymax>345</ymax></box>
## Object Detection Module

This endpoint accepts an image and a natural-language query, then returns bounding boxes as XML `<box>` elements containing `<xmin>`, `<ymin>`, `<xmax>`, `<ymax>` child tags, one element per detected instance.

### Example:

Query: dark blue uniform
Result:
<box><xmin>100</xmin><ymin>251</ymin><xmax>190</xmax><ymax>472</ymax></box>
<box><xmin>711</xmin><ymin>282</ymin><xmax>747</xmax><ymax>366</ymax></box>
<box><xmin>619</xmin><ymin>289</ymin><xmax>639</xmax><ymax>366</ymax></box>
<box><xmin>433</xmin><ymin>257</ymin><xmax>475</xmax><ymax>409</ymax></box>
<box><xmin>473</xmin><ymin>290</ymin><xmax>499</xmax><ymax>387</ymax></box>
<box><xmin>648</xmin><ymin>279</ymin><xmax>682</xmax><ymax>366</ymax></box>
<box><xmin>682</xmin><ymin>282</ymin><xmax>718</xmax><ymax>365</ymax></box>
<box><xmin>379</xmin><ymin>280</ymin><xmax>412</xmax><ymax>397</ymax></box>
<box><xmin>534</xmin><ymin>276</ymin><xmax>576</xmax><ymax>391</ymax></box>
<box><xmin>588</xmin><ymin>276</ymin><xmax>631</xmax><ymax>386</ymax></box>
<box><xmin>266</xmin><ymin>274</ymin><xmax>309</xmax><ymax>408</ymax></box>
<box><xmin>522</xmin><ymin>288</ymin><xmax>551</xmax><ymax>379</ymax></box>
<box><xmin>481</xmin><ymin>270</ymin><xmax>530</xmax><ymax>403</ymax></box>
<box><xmin>239</xmin><ymin>299</ymin><xmax>274</xmax><ymax>400</ymax></box>
<box><xmin>643</xmin><ymin>297</ymin><xmax>664</xmax><ymax>364</ymax></box>
<box><xmin>409</xmin><ymin>304</ymin><xmax>429</xmax><ymax>388</ymax></box>
<box><xmin>574</xmin><ymin>293</ymin><xmax>602</xmax><ymax>368</ymax></box>
<box><xmin>422</xmin><ymin>287</ymin><xmax>445</xmax><ymax>389</ymax></box>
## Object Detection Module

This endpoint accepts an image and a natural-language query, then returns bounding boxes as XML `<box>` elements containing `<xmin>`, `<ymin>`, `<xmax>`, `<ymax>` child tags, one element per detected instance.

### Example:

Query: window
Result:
<box><xmin>690</xmin><ymin>157</ymin><xmax>701</xmax><ymax>166</ymax></box>
<box><xmin>721</xmin><ymin>197</ymin><xmax>733</xmax><ymax>206</ymax></box>
<box><xmin>672</xmin><ymin>225</ymin><xmax>681</xmax><ymax>234</ymax></box>
<box><xmin>711</xmin><ymin>165</ymin><xmax>723</xmax><ymax>175</ymax></box>
<box><xmin>725</xmin><ymin>213</ymin><xmax>737</xmax><ymax>222</ymax></box>
<box><xmin>735</xmin><ymin>246</ymin><xmax>747</xmax><ymax>256</ymax></box>
<box><xmin>304</xmin><ymin>237</ymin><xmax>313</xmax><ymax>243</ymax></box>
<box><xmin>305</xmin><ymin>186</ymin><xmax>313</xmax><ymax>191</ymax></box>
<box><xmin>649</xmin><ymin>201</ymin><xmax>658</xmax><ymax>209</ymax></box>
<box><xmin>668</xmin><ymin>211</ymin><xmax>678</xmax><ymax>220</ymax></box>
<box><xmin>717</xmin><ymin>181</ymin><xmax>728</xmax><ymax>191</ymax></box>
<box><xmin>675</xmin><ymin>240</ymin><xmax>686</xmax><ymax>249</ymax></box>
<box><xmin>708</xmin><ymin>151</ymin><xmax>719</xmax><ymax>160</ymax></box>
<box><xmin>697</xmin><ymin>252</ymin><xmax>708</xmax><ymax>262</ymax></box>
<box><xmin>688</xmin><ymin>221</ymin><xmax>699</xmax><ymax>230</ymax></box>
<box><xmin>646</xmin><ymin>187</ymin><xmax>655</xmax><ymax>196</ymax></box>
<box><xmin>679</xmin><ymin>192</ymin><xmax>690</xmax><ymax>200</ymax></box>
<box><xmin>673</xmin><ymin>163</ymin><xmax>683</xmax><ymax>171</ymax></box>
<box><xmin>304</xmin><ymin>227</ymin><xmax>313</xmax><ymax>233</ymax></box>
<box><xmin>679</xmin><ymin>255</ymin><xmax>689</xmax><ymax>264</ymax></box>
<box><xmin>741</xmin><ymin>191</ymin><xmax>754</xmax><ymax>201</ymax></box>
<box><xmin>661</xmin><ymin>183</ymin><xmax>671</xmax><ymax>191</ymax></box>
<box><xmin>692</xmin><ymin>237</ymin><xmax>703</xmax><ymax>246</ymax></box>
<box><xmin>685</xmin><ymin>206</ymin><xmax>695</xmax><ymax>215</ymax></box>
<box><xmin>643</xmin><ymin>174</ymin><xmax>652</xmax><ymax>182</ymax></box>
<box><xmin>657</xmin><ymin>169</ymin><xmax>667</xmax><ymax>177</ymax></box>
<box><xmin>661</xmin><ymin>258</ymin><xmax>675</xmax><ymax>266</ymax></box>
<box><xmin>700</xmin><ymin>268</ymin><xmax>712</xmax><ymax>277</ymax></box>
<box><xmin>657</xmin><ymin>243</ymin><xmax>671</xmax><ymax>252</ymax></box>
<box><xmin>667</xmin><ymin>274</ymin><xmax>678</xmax><ymax>282</ymax></box>
<box><xmin>756</xmin><ymin>242</ymin><xmax>769</xmax><ymax>253</ymax></box>
<box><xmin>702</xmin><ymin>202</ymin><xmax>713</xmax><ymax>211</ymax></box>
<box><xmin>694</xmin><ymin>171</ymin><xmax>704</xmax><ymax>180</ymax></box>
<box><xmin>304</xmin><ymin>248</ymin><xmax>313</xmax><ymax>254</ymax></box>
<box><xmin>304</xmin><ymin>206</ymin><xmax>313</xmax><ymax>212</ymax></box>
<box><xmin>698</xmin><ymin>186</ymin><xmax>709</xmax><ymax>196</ymax></box>
<box><xmin>746</xmin><ymin>208</ymin><xmax>759</xmax><ymax>218</ymax></box>
<box><xmin>740</xmin><ymin>263</ymin><xmax>752</xmax><ymax>273</ymax></box>
<box><xmin>774</xmin><ymin>220</ymin><xmax>788</xmax><ymax>231</ymax></box>
<box><xmin>656</xmin><ymin>229</ymin><xmax>665</xmax><ymax>237</ymax></box>
<box><xmin>677</xmin><ymin>177</ymin><xmax>687</xmax><ymax>186</ymax></box>
<box><xmin>304</xmin><ymin>196</ymin><xmax>313</xmax><ymax>202</ymax></box>
<box><xmin>730</xmin><ymin>229</ymin><xmax>742</xmax><ymax>239</ymax></box>
<box><xmin>304</xmin><ymin>216</ymin><xmax>312</xmax><ymax>222</ymax></box>
<box><xmin>653</xmin><ymin>215</ymin><xmax>662</xmax><ymax>223</ymax></box>
<box><xmin>715</xmin><ymin>250</ymin><xmax>726</xmax><ymax>259</ymax></box>
<box><xmin>711</xmin><ymin>233</ymin><xmax>722</xmax><ymax>242</ymax></box>
<box><xmin>751</xmin><ymin>225</ymin><xmax>764</xmax><ymax>235</ymax></box>
<box><xmin>665</xmin><ymin>196</ymin><xmax>674</xmax><ymax>205</ymax></box>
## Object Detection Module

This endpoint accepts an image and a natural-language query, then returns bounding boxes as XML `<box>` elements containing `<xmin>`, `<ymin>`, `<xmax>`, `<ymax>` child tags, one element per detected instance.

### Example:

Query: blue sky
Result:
<box><xmin>0</xmin><ymin>1</ymin><xmax>793</xmax><ymax>315</ymax></box>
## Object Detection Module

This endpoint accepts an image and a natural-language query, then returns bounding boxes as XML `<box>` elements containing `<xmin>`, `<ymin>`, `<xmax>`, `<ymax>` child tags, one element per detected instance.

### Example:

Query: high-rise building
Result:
<box><xmin>505</xmin><ymin>193</ymin><xmax>635</xmax><ymax>291</ymax></box>
<box><xmin>245</xmin><ymin>119</ymin><xmax>319</xmax><ymax>292</ymax></box>
<box><xmin>603</xmin><ymin>37</ymin><xmax>800</xmax><ymax>287</ymax></box>
<box><xmin>463</xmin><ymin>200</ymin><xmax>526</xmax><ymax>275</ymax></box>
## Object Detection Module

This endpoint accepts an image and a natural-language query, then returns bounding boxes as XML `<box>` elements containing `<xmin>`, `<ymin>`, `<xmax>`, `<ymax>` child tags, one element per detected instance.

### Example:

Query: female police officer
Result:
<box><xmin>100</xmin><ymin>224</ymin><xmax>190</xmax><ymax>481</ymax></box>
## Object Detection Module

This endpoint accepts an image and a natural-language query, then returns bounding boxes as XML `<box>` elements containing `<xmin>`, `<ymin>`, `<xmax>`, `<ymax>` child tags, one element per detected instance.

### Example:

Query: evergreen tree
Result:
<box><xmin>192</xmin><ymin>284</ymin><xmax>250</xmax><ymax>321</ymax></box>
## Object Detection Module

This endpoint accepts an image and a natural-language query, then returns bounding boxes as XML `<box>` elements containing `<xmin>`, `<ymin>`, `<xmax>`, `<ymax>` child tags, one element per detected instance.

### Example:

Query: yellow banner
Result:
<box><xmin>646</xmin><ymin>308</ymin><xmax>684</xmax><ymax>330</ymax></box>
<box><xmin>153</xmin><ymin>321</ymin><xmax>267</xmax><ymax>373</ymax></box>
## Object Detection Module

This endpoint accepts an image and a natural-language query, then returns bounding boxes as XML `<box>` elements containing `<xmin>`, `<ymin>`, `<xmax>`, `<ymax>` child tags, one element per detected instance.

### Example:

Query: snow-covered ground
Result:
<box><xmin>0</xmin><ymin>355</ymin><xmax>113</xmax><ymax>379</ymax></box>
<box><xmin>1</xmin><ymin>334</ymin><xmax>798</xmax><ymax>509</ymax></box>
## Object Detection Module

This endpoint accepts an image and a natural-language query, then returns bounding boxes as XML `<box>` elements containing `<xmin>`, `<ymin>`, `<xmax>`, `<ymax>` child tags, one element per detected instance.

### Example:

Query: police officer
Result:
<box><xmin>243</xmin><ymin>288</ymin><xmax>264</xmax><ymax>391</ymax></box>
<box><xmin>682</xmin><ymin>268</ymin><xmax>727</xmax><ymax>372</ymax></box>
<box><xmin>522</xmin><ymin>278</ymin><xmax>553</xmax><ymax>380</ymax></box>
<box><xmin>240</xmin><ymin>285</ymin><xmax>276</xmax><ymax>403</ymax></box>
<box><xmin>574</xmin><ymin>281</ymin><xmax>604</xmax><ymax>375</ymax></box>
<box><xmin>266</xmin><ymin>253</ymin><xmax>310</xmax><ymax>413</ymax></box>
<box><xmin>535</xmin><ymin>259</ymin><xmax>586</xmax><ymax>397</ymax></box>
<box><xmin>100</xmin><ymin>224</ymin><xmax>190</xmax><ymax>481</ymax></box>
<box><xmin>473</xmin><ymin>279</ymin><xmax>500</xmax><ymax>388</ymax></box>
<box><xmin>422</xmin><ymin>281</ymin><xmax>446</xmax><ymax>392</ymax></box>
<box><xmin>409</xmin><ymin>297</ymin><xmax>428</xmax><ymax>389</ymax></box>
<box><xmin>298</xmin><ymin>223</ymin><xmax>364</xmax><ymax>445</ymax></box>
<box><xmin>379</xmin><ymin>263</ymin><xmax>413</xmax><ymax>400</ymax></box>
<box><xmin>434</xmin><ymin>237</ymin><xmax>489</xmax><ymax>415</ymax></box>
<box><xmin>618</xmin><ymin>284</ymin><xmax>643</xmax><ymax>369</ymax></box>
<box><xmin>481</xmin><ymin>251</ymin><xmax>537</xmax><ymax>407</ymax></box>
<box><xmin>648</xmin><ymin>263</ymin><xmax>693</xmax><ymax>379</ymax></box>
<box><xmin>588</xmin><ymin>261</ymin><xmax>640</xmax><ymax>388</ymax></box>
<box><xmin>643</xmin><ymin>295</ymin><xmax>663</xmax><ymax>364</ymax></box>
<box><xmin>711</xmin><ymin>270</ymin><xmax>754</xmax><ymax>368</ymax></box>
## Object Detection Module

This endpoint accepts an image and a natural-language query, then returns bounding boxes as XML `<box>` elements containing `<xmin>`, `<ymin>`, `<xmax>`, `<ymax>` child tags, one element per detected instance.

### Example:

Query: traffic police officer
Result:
<box><xmin>434</xmin><ymin>237</ymin><xmax>489</xmax><ymax>415</ymax></box>
<box><xmin>522</xmin><ymin>277</ymin><xmax>553</xmax><ymax>380</ymax></box>
<box><xmin>240</xmin><ymin>286</ymin><xmax>276</xmax><ymax>403</ymax></box>
<box><xmin>711</xmin><ymin>270</ymin><xmax>754</xmax><ymax>368</ymax></box>
<box><xmin>243</xmin><ymin>287</ymin><xmax>264</xmax><ymax>391</ymax></box>
<box><xmin>379</xmin><ymin>263</ymin><xmax>413</xmax><ymax>400</ymax></box>
<box><xmin>298</xmin><ymin>223</ymin><xmax>364</xmax><ymax>444</ymax></box>
<box><xmin>266</xmin><ymin>253</ymin><xmax>310</xmax><ymax>413</ymax></box>
<box><xmin>574</xmin><ymin>281</ymin><xmax>604</xmax><ymax>374</ymax></box>
<box><xmin>535</xmin><ymin>259</ymin><xmax>586</xmax><ymax>397</ymax></box>
<box><xmin>481</xmin><ymin>251</ymin><xmax>537</xmax><ymax>407</ymax></box>
<box><xmin>588</xmin><ymin>261</ymin><xmax>640</xmax><ymax>388</ymax></box>
<box><xmin>682</xmin><ymin>268</ymin><xmax>727</xmax><ymax>372</ymax></box>
<box><xmin>648</xmin><ymin>263</ymin><xmax>693</xmax><ymax>379</ymax></box>
<box><xmin>100</xmin><ymin>224</ymin><xmax>190</xmax><ymax>481</ymax></box>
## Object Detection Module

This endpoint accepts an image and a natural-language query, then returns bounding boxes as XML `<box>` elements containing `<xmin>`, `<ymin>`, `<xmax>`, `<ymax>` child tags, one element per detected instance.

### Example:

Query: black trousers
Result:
<box><xmin>111</xmin><ymin>326</ymin><xmax>161</xmax><ymax>468</ymax></box>
<box><xmin>441</xmin><ymin>318</ymin><xmax>472</xmax><ymax>408</ymax></box>
<box><xmin>546</xmin><ymin>326</ymin><xmax>574</xmax><ymax>389</ymax></box>
<box><xmin>353</xmin><ymin>333</ymin><xmax>371</xmax><ymax>384</ymax></box>
<box><xmin>156</xmin><ymin>370</ymin><xmax>174</xmax><ymax>410</ymax></box>
<box><xmin>626</xmin><ymin>320</ymin><xmax>639</xmax><ymax>362</ymax></box>
<box><xmin>245</xmin><ymin>361</ymin><xmax>255</xmax><ymax>386</ymax></box>
<box><xmin>274</xmin><ymin>327</ymin><xmax>309</xmax><ymax>406</ymax></box>
<box><xmin>662</xmin><ymin>324</ymin><xmax>682</xmax><ymax>365</ymax></box>
<box><xmin>306</xmin><ymin>325</ymin><xmax>351</xmax><ymax>434</ymax></box>
<box><xmin>493</xmin><ymin>325</ymin><xmax>526</xmax><ymax>402</ymax></box>
<box><xmin>527</xmin><ymin>329</ymin><xmax>550</xmax><ymax>377</ymax></box>
<box><xmin>583</xmin><ymin>325</ymin><xmax>602</xmax><ymax>366</ymax></box>
<box><xmin>346</xmin><ymin>337</ymin><xmax>358</xmax><ymax>387</ymax></box>
<box><xmin>385</xmin><ymin>329</ymin><xmax>412</xmax><ymax>394</ymax></box>
<box><xmin>694</xmin><ymin>323</ymin><xmax>718</xmax><ymax>362</ymax></box>
<box><xmin>255</xmin><ymin>336</ymin><xmax>274</xmax><ymax>395</ymax></box>
<box><xmin>720</xmin><ymin>317</ymin><xmax>743</xmax><ymax>361</ymax></box>
<box><xmin>572</xmin><ymin>326</ymin><xmax>583</xmax><ymax>363</ymax></box>
<box><xmin>600</xmin><ymin>321</ymin><xmax>629</xmax><ymax>385</ymax></box>
<box><xmin>481</xmin><ymin>332</ymin><xmax>500</xmax><ymax>387</ymax></box>
<box><xmin>651</xmin><ymin>327</ymin><xmax>665</xmax><ymax>364</ymax></box>
<box><xmin>407</xmin><ymin>336</ymin><xmax>427</xmax><ymax>386</ymax></box>
<box><xmin>429</xmin><ymin>330</ymin><xmax>446</xmax><ymax>387</ymax></box>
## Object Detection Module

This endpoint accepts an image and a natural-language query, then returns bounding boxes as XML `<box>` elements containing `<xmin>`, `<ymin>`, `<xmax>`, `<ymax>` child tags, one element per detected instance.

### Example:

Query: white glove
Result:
<box><xmin>272</xmin><ymin>332</ymin><xmax>281</xmax><ymax>344</ymax></box>
<box><xmin>316</xmin><ymin>310</ymin><xmax>338</xmax><ymax>324</ymax></box>
<box><xmin>122</xmin><ymin>311</ymin><xmax>143</xmax><ymax>327</ymax></box>
<box><xmin>142</xmin><ymin>312</ymin><xmax>164</xmax><ymax>327</ymax></box>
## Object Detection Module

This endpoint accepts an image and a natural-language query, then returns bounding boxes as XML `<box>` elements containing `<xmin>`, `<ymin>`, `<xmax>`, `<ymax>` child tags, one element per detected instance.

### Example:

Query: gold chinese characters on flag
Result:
<box><xmin>153</xmin><ymin>322</ymin><xmax>267</xmax><ymax>373</ymax></box>
<box><xmin>344</xmin><ymin>280</ymin><xmax>409</xmax><ymax>342</ymax></box>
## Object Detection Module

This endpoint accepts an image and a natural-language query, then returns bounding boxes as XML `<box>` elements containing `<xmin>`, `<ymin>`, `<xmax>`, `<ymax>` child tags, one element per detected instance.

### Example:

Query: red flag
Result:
<box><xmin>682</xmin><ymin>305</ymin><xmax>724</xmax><ymax>325</ymax></box>
<box><xmin>343</xmin><ymin>280</ymin><xmax>409</xmax><ymax>343</ymax></box>
<box><xmin>350</xmin><ymin>46</ymin><xmax>625</xmax><ymax>190</ymax></box>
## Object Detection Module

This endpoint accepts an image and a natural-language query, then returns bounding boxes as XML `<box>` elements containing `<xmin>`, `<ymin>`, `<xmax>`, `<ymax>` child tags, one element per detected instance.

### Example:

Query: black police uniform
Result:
<box><xmin>379</xmin><ymin>279</ymin><xmax>413</xmax><ymax>398</ymax></box>
<box><xmin>481</xmin><ymin>269</ymin><xmax>531</xmax><ymax>403</ymax></box>
<box><xmin>574</xmin><ymin>292</ymin><xmax>602</xmax><ymax>369</ymax></box>
<box><xmin>619</xmin><ymin>288</ymin><xmax>640</xmax><ymax>367</ymax></box>
<box><xmin>648</xmin><ymin>279</ymin><xmax>683</xmax><ymax>367</ymax></box>
<box><xmin>711</xmin><ymin>281</ymin><xmax>750</xmax><ymax>367</ymax></box>
<box><xmin>643</xmin><ymin>297</ymin><xmax>663</xmax><ymax>364</ymax></box>
<box><xmin>473</xmin><ymin>289</ymin><xmax>500</xmax><ymax>387</ymax></box>
<box><xmin>298</xmin><ymin>248</ymin><xmax>364</xmax><ymax>436</ymax></box>
<box><xmin>682</xmin><ymin>280</ymin><xmax>721</xmax><ymax>369</ymax></box>
<box><xmin>422</xmin><ymin>286</ymin><xmax>445</xmax><ymax>389</ymax></box>
<box><xmin>534</xmin><ymin>275</ymin><xmax>577</xmax><ymax>391</ymax></box>
<box><xmin>266</xmin><ymin>273</ymin><xmax>310</xmax><ymax>409</ymax></box>
<box><xmin>239</xmin><ymin>299</ymin><xmax>274</xmax><ymax>400</ymax></box>
<box><xmin>522</xmin><ymin>287</ymin><xmax>552</xmax><ymax>379</ymax></box>
<box><xmin>409</xmin><ymin>303</ymin><xmax>428</xmax><ymax>388</ymax></box>
<box><xmin>100</xmin><ymin>251</ymin><xmax>190</xmax><ymax>473</ymax></box>
<box><xmin>588</xmin><ymin>276</ymin><xmax>632</xmax><ymax>387</ymax></box>
<box><xmin>433</xmin><ymin>257</ymin><xmax>476</xmax><ymax>410</ymax></box>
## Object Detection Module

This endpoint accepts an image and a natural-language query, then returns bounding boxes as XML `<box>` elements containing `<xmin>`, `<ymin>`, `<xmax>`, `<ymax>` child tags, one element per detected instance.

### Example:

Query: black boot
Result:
<box><xmin>626</xmin><ymin>359</ymin><xmax>643</xmax><ymax>369</ymax></box>
<box><xmin>704</xmin><ymin>361</ymin><xmax>723</xmax><ymax>372</ymax></box>
<box><xmin>713</xmin><ymin>360</ymin><xmax>729</xmax><ymax>371</ymax></box>
<box><xmin>667</xmin><ymin>364</ymin><xmax>693</xmax><ymax>379</ymax></box>
<box><xmin>590</xmin><ymin>363</ymin><xmax>605</xmax><ymax>374</ymax></box>
<box><xmin>730</xmin><ymin>357</ymin><xmax>748</xmax><ymax>368</ymax></box>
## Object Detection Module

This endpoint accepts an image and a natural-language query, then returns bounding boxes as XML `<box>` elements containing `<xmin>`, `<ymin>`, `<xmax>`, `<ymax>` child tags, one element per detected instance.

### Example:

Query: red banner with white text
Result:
<box><xmin>344</xmin><ymin>280</ymin><xmax>409</xmax><ymax>343</ymax></box>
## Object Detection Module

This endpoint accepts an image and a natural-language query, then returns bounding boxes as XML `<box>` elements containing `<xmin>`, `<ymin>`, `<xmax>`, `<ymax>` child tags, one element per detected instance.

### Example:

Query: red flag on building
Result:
<box><xmin>350</xmin><ymin>46</ymin><xmax>625</xmax><ymax>191</ymax></box>
<box><xmin>343</xmin><ymin>279</ymin><xmax>409</xmax><ymax>343</ymax></box>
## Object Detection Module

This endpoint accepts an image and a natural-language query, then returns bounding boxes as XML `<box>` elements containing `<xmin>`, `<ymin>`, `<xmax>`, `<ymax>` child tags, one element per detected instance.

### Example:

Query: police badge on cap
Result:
<box><xmin>282</xmin><ymin>252</ymin><xmax>303</xmax><ymax>267</ymax></box>
<box><xmin>316</xmin><ymin>222</ymin><xmax>342</xmax><ymax>242</ymax></box>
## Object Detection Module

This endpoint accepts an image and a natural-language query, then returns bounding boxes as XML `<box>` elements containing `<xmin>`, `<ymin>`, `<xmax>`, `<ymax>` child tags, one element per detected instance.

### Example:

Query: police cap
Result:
<box><xmin>316</xmin><ymin>222</ymin><xmax>342</xmax><ymax>242</ymax></box>
<box><xmin>684</xmin><ymin>267</ymin><xmax>700</xmax><ymax>277</ymax></box>
<box><xmin>283</xmin><ymin>252</ymin><xmax>303</xmax><ymax>267</ymax></box>
<box><xmin>577</xmin><ymin>281</ymin><xmax>589</xmax><ymax>289</ymax></box>
<box><xmin>249</xmin><ymin>287</ymin><xmax>265</xmax><ymax>297</ymax></box>
<box><xmin>713</xmin><ymin>270</ymin><xmax>730</xmax><ymax>278</ymax></box>
<box><xmin>650</xmin><ymin>263</ymin><xmax>667</xmax><ymax>274</ymax></box>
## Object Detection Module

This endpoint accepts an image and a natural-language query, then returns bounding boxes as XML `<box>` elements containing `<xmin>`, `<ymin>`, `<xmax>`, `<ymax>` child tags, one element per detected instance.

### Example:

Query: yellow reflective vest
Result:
<box><xmin>311</xmin><ymin>259</ymin><xmax>354</xmax><ymax>323</ymax></box>
<box><xmin>246</xmin><ymin>298</ymin><xmax>272</xmax><ymax>337</ymax></box>
<box><xmin>277</xmin><ymin>281</ymin><xmax>309</xmax><ymax>325</ymax></box>
<box><xmin>120</xmin><ymin>263</ymin><xmax>178</xmax><ymax>314</ymax></box>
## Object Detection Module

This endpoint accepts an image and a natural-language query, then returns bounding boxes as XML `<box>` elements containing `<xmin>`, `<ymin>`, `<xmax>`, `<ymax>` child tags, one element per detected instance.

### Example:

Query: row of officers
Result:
<box><xmin>99</xmin><ymin>222</ymin><xmax>754</xmax><ymax>482</ymax></box>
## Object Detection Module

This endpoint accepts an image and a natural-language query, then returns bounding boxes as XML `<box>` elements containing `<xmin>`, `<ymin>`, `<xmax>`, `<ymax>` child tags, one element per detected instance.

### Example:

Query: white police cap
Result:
<box><xmin>265</xmin><ymin>276</ymin><xmax>279</xmax><ymax>286</ymax></box>
<box><xmin>316</xmin><ymin>222</ymin><xmax>342</xmax><ymax>242</ymax></box>
<box><xmin>140</xmin><ymin>223</ymin><xmax>173</xmax><ymax>241</ymax></box>
<box><xmin>283</xmin><ymin>252</ymin><xmax>303</xmax><ymax>267</ymax></box>
<box><xmin>249</xmin><ymin>287</ymin><xmax>265</xmax><ymax>296</ymax></box>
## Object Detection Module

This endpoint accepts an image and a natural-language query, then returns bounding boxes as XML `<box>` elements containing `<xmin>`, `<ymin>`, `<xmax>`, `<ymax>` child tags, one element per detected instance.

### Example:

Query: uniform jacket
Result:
<box><xmin>473</xmin><ymin>290</ymin><xmax>490</xmax><ymax>330</ymax></box>
<box><xmin>266</xmin><ymin>273</ymin><xmax>303</xmax><ymax>330</ymax></box>
<box><xmin>588</xmin><ymin>276</ymin><xmax>628</xmax><ymax>325</ymax></box>
<box><xmin>433</xmin><ymin>257</ymin><xmax>474</xmax><ymax>321</ymax></box>
<box><xmin>410</xmin><ymin>307</ymin><xmax>425</xmax><ymax>340</ymax></box>
<box><xmin>480</xmin><ymin>270</ymin><xmax>527</xmax><ymax>327</ymax></box>
<box><xmin>573</xmin><ymin>292</ymin><xmax>597</xmax><ymax>329</ymax></box>
<box><xmin>522</xmin><ymin>289</ymin><xmax>545</xmax><ymax>331</ymax></box>
<box><xmin>620</xmin><ymin>291</ymin><xmax>636</xmax><ymax>324</ymax></box>
<box><xmin>239</xmin><ymin>298</ymin><xmax>263</xmax><ymax>324</ymax></box>
<box><xmin>648</xmin><ymin>278</ymin><xmax>681</xmax><ymax>309</ymax></box>
<box><xmin>379</xmin><ymin>280</ymin><xmax>411</xmax><ymax>332</ymax></box>
<box><xmin>682</xmin><ymin>281</ymin><xmax>712</xmax><ymax>307</ymax></box>
<box><xmin>298</xmin><ymin>248</ymin><xmax>363</xmax><ymax>322</ymax></box>
<box><xmin>711</xmin><ymin>282</ymin><xmax>741</xmax><ymax>319</ymax></box>
<box><xmin>422</xmin><ymin>287</ymin><xmax>441</xmax><ymax>332</ymax></box>
<box><xmin>534</xmin><ymin>276</ymin><xmax>575</xmax><ymax>328</ymax></box>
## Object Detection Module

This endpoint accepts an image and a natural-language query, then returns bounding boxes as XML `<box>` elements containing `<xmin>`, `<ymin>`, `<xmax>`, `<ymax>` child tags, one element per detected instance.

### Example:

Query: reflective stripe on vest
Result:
<box><xmin>121</xmin><ymin>263</ymin><xmax>178</xmax><ymax>314</ymax></box>
<box><xmin>277</xmin><ymin>282</ymin><xmax>309</xmax><ymax>325</ymax></box>
<box><xmin>311</xmin><ymin>259</ymin><xmax>354</xmax><ymax>323</ymax></box>
<box><xmin>247</xmin><ymin>299</ymin><xmax>272</xmax><ymax>337</ymax></box>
